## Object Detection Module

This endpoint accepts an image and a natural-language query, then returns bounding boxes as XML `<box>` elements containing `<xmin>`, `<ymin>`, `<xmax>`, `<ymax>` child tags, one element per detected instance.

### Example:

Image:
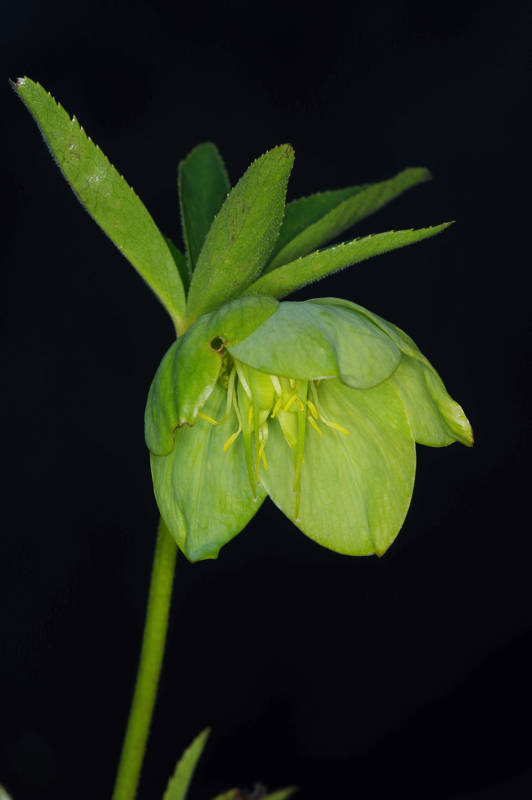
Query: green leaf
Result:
<box><xmin>151</xmin><ymin>383</ymin><xmax>266</xmax><ymax>561</ymax></box>
<box><xmin>185</xmin><ymin>145</ymin><xmax>294</xmax><ymax>322</ymax></box>
<box><xmin>210</xmin><ymin>791</ymin><xmax>240</xmax><ymax>800</ymax></box>
<box><xmin>162</xmin><ymin>728</ymin><xmax>210</xmax><ymax>800</ymax></box>
<box><xmin>265</xmin><ymin>167</ymin><xmax>431</xmax><ymax>271</ymax></box>
<box><xmin>145</xmin><ymin>296</ymin><xmax>279</xmax><ymax>455</ymax></box>
<box><xmin>165</xmin><ymin>235</ymin><xmax>191</xmax><ymax>294</ymax></box>
<box><xmin>0</xmin><ymin>785</ymin><xmax>13</xmax><ymax>800</ymax></box>
<box><xmin>229</xmin><ymin>300</ymin><xmax>401</xmax><ymax>389</ymax></box>
<box><xmin>267</xmin><ymin>183</ymin><xmax>371</xmax><ymax>264</ymax></box>
<box><xmin>179</xmin><ymin>142</ymin><xmax>230</xmax><ymax>273</ymax></box>
<box><xmin>244</xmin><ymin>223</ymin><xmax>452</xmax><ymax>300</ymax></box>
<box><xmin>262</xmin><ymin>378</ymin><xmax>416</xmax><ymax>556</ymax></box>
<box><xmin>12</xmin><ymin>77</ymin><xmax>187</xmax><ymax>330</ymax></box>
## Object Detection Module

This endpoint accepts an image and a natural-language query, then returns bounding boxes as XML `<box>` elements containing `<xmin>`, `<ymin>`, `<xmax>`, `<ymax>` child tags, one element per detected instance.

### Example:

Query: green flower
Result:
<box><xmin>13</xmin><ymin>77</ymin><xmax>472</xmax><ymax>562</ymax></box>
<box><xmin>146</xmin><ymin>295</ymin><xmax>472</xmax><ymax>561</ymax></box>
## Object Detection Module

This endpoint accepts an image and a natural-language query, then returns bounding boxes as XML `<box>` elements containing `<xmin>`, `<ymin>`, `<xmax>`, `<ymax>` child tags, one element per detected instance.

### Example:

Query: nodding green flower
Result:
<box><xmin>145</xmin><ymin>294</ymin><xmax>472</xmax><ymax>561</ymax></box>
<box><xmin>14</xmin><ymin>77</ymin><xmax>472</xmax><ymax>562</ymax></box>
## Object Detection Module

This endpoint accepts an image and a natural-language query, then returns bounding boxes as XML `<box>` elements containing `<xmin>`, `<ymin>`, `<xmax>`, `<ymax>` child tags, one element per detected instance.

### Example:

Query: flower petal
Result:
<box><xmin>229</xmin><ymin>301</ymin><xmax>401</xmax><ymax>388</ymax></box>
<box><xmin>262</xmin><ymin>378</ymin><xmax>416</xmax><ymax>556</ymax></box>
<box><xmin>150</xmin><ymin>384</ymin><xmax>266</xmax><ymax>561</ymax></box>
<box><xmin>391</xmin><ymin>356</ymin><xmax>473</xmax><ymax>447</ymax></box>
<box><xmin>145</xmin><ymin>296</ymin><xmax>279</xmax><ymax>455</ymax></box>
<box><xmin>310</xmin><ymin>297</ymin><xmax>473</xmax><ymax>447</ymax></box>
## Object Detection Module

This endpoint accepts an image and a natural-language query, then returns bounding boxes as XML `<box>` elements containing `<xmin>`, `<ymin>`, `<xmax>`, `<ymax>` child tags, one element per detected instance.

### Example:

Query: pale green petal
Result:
<box><xmin>229</xmin><ymin>301</ymin><xmax>400</xmax><ymax>388</ymax></box>
<box><xmin>311</xmin><ymin>297</ymin><xmax>429</xmax><ymax>364</ymax></box>
<box><xmin>262</xmin><ymin>379</ymin><xmax>416</xmax><ymax>556</ymax></box>
<box><xmin>145</xmin><ymin>296</ymin><xmax>279</xmax><ymax>454</ymax></box>
<box><xmin>391</xmin><ymin>357</ymin><xmax>473</xmax><ymax>446</ymax></box>
<box><xmin>150</xmin><ymin>385</ymin><xmax>265</xmax><ymax>561</ymax></box>
<box><xmin>311</xmin><ymin>298</ymin><xmax>473</xmax><ymax>447</ymax></box>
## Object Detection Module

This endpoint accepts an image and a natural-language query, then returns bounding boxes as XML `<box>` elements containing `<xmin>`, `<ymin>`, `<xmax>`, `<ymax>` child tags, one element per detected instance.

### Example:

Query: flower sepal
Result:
<box><xmin>145</xmin><ymin>296</ymin><xmax>278</xmax><ymax>456</ymax></box>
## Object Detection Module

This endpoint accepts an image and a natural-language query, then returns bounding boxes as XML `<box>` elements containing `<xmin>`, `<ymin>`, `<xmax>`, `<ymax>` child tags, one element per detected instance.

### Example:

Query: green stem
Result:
<box><xmin>112</xmin><ymin>517</ymin><xmax>177</xmax><ymax>800</ymax></box>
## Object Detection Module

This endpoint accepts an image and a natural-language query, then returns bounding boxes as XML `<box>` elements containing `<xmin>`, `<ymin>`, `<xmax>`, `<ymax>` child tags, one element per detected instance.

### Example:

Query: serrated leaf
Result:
<box><xmin>265</xmin><ymin>167</ymin><xmax>431</xmax><ymax>271</ymax></box>
<box><xmin>267</xmin><ymin>183</ymin><xmax>371</xmax><ymax>264</ymax></box>
<box><xmin>162</xmin><ymin>728</ymin><xmax>210</xmax><ymax>800</ymax></box>
<box><xmin>151</xmin><ymin>384</ymin><xmax>266</xmax><ymax>561</ymax></box>
<box><xmin>262</xmin><ymin>378</ymin><xmax>415</xmax><ymax>556</ymax></box>
<box><xmin>244</xmin><ymin>223</ymin><xmax>452</xmax><ymax>300</ymax></box>
<box><xmin>179</xmin><ymin>142</ymin><xmax>230</xmax><ymax>273</ymax></box>
<box><xmin>13</xmin><ymin>77</ymin><xmax>186</xmax><ymax>330</ymax></box>
<box><xmin>185</xmin><ymin>145</ymin><xmax>294</xmax><ymax>322</ymax></box>
<box><xmin>165</xmin><ymin>235</ymin><xmax>190</xmax><ymax>293</ymax></box>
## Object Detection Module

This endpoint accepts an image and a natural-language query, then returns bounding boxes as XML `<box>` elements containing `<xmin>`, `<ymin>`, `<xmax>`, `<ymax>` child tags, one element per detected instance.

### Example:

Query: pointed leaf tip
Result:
<box><xmin>179</xmin><ymin>141</ymin><xmax>230</xmax><ymax>273</ymax></box>
<box><xmin>185</xmin><ymin>143</ymin><xmax>294</xmax><ymax>321</ymax></box>
<box><xmin>13</xmin><ymin>76</ymin><xmax>186</xmax><ymax>328</ymax></box>
<box><xmin>246</xmin><ymin>222</ymin><xmax>453</xmax><ymax>300</ymax></box>
<box><xmin>162</xmin><ymin>728</ymin><xmax>211</xmax><ymax>800</ymax></box>
<box><xmin>265</xmin><ymin>165</ymin><xmax>435</xmax><ymax>272</ymax></box>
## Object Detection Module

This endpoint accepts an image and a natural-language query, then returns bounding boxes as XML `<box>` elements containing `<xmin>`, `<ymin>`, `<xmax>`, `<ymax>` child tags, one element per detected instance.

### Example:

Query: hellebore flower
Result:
<box><xmin>12</xmin><ymin>77</ymin><xmax>472</xmax><ymax>563</ymax></box>
<box><xmin>145</xmin><ymin>295</ymin><xmax>472</xmax><ymax>561</ymax></box>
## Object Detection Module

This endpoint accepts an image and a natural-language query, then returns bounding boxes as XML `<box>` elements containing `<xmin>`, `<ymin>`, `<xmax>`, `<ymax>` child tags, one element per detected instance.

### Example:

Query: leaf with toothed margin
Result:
<box><xmin>264</xmin><ymin>167</ymin><xmax>432</xmax><ymax>271</ymax></box>
<box><xmin>12</xmin><ymin>77</ymin><xmax>187</xmax><ymax>330</ymax></box>
<box><xmin>165</xmin><ymin>235</ymin><xmax>190</xmax><ymax>293</ymax></box>
<box><xmin>162</xmin><ymin>728</ymin><xmax>210</xmax><ymax>800</ymax></box>
<box><xmin>145</xmin><ymin>296</ymin><xmax>279</xmax><ymax>456</ymax></box>
<box><xmin>244</xmin><ymin>223</ymin><xmax>452</xmax><ymax>300</ymax></box>
<box><xmin>185</xmin><ymin>144</ymin><xmax>294</xmax><ymax>323</ymax></box>
<box><xmin>151</xmin><ymin>383</ymin><xmax>266</xmax><ymax>562</ymax></box>
<box><xmin>179</xmin><ymin>142</ymin><xmax>231</xmax><ymax>274</ymax></box>
<box><xmin>267</xmin><ymin>183</ymin><xmax>372</xmax><ymax>265</ymax></box>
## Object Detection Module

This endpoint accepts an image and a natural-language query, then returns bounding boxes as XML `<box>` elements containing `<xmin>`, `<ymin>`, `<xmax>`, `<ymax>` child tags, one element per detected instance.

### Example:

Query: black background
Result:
<box><xmin>3</xmin><ymin>1</ymin><xmax>532</xmax><ymax>798</ymax></box>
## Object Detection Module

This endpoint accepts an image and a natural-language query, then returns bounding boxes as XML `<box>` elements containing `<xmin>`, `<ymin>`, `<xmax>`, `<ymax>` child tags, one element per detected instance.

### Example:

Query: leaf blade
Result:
<box><xmin>265</xmin><ymin>167</ymin><xmax>432</xmax><ymax>271</ymax></box>
<box><xmin>185</xmin><ymin>145</ymin><xmax>294</xmax><ymax>322</ymax></box>
<box><xmin>13</xmin><ymin>77</ymin><xmax>186</xmax><ymax>328</ymax></box>
<box><xmin>162</xmin><ymin>728</ymin><xmax>210</xmax><ymax>800</ymax></box>
<box><xmin>244</xmin><ymin>223</ymin><xmax>452</xmax><ymax>300</ymax></box>
<box><xmin>267</xmin><ymin>183</ymin><xmax>371</xmax><ymax>265</ymax></box>
<box><xmin>179</xmin><ymin>142</ymin><xmax>230</xmax><ymax>272</ymax></box>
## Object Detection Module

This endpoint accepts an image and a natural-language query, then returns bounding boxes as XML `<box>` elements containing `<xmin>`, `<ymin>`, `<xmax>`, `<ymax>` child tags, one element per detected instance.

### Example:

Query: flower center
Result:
<box><xmin>199</xmin><ymin>362</ymin><xmax>349</xmax><ymax>519</ymax></box>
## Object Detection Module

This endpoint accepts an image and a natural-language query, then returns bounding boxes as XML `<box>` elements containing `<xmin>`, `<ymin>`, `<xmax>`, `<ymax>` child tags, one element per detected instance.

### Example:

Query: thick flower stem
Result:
<box><xmin>111</xmin><ymin>517</ymin><xmax>177</xmax><ymax>800</ymax></box>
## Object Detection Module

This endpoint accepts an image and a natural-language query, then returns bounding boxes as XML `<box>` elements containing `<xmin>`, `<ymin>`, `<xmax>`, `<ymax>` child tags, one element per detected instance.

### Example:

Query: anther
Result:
<box><xmin>198</xmin><ymin>411</ymin><xmax>218</xmax><ymax>425</ymax></box>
